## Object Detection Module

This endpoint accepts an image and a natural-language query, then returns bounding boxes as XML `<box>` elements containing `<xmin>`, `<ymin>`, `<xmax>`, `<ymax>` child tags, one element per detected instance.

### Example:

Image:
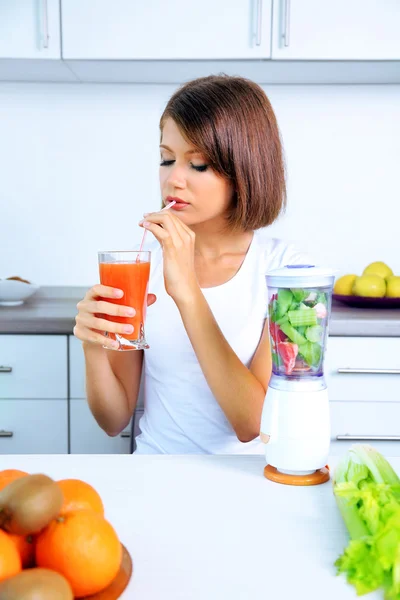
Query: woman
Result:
<box><xmin>74</xmin><ymin>75</ymin><xmax>309</xmax><ymax>455</ymax></box>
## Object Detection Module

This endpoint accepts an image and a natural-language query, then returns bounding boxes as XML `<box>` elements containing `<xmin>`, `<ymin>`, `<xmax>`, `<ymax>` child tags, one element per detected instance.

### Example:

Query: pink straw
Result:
<box><xmin>137</xmin><ymin>201</ymin><xmax>176</xmax><ymax>255</ymax></box>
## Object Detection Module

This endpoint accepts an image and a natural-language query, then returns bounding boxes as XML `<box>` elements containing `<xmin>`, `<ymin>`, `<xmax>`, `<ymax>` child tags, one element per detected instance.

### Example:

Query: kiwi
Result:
<box><xmin>0</xmin><ymin>568</ymin><xmax>73</xmax><ymax>600</ymax></box>
<box><xmin>0</xmin><ymin>474</ymin><xmax>63</xmax><ymax>535</ymax></box>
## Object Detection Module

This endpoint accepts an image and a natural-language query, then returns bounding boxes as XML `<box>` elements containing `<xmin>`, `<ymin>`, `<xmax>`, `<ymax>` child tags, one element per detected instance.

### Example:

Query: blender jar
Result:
<box><xmin>268</xmin><ymin>269</ymin><xmax>333</xmax><ymax>380</ymax></box>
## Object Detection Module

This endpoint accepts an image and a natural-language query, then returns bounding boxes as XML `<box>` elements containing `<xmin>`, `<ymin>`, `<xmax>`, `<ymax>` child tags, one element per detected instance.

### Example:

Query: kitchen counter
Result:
<box><xmin>0</xmin><ymin>286</ymin><xmax>399</xmax><ymax>336</ymax></box>
<box><xmin>0</xmin><ymin>453</ymin><xmax>386</xmax><ymax>600</ymax></box>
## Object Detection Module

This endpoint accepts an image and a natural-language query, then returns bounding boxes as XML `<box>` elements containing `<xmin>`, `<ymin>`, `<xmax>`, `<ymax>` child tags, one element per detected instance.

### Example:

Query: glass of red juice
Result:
<box><xmin>98</xmin><ymin>250</ymin><xmax>151</xmax><ymax>351</ymax></box>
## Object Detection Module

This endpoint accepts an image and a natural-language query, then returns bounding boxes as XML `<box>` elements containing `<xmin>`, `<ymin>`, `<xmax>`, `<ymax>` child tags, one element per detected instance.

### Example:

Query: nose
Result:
<box><xmin>165</xmin><ymin>163</ymin><xmax>186</xmax><ymax>189</ymax></box>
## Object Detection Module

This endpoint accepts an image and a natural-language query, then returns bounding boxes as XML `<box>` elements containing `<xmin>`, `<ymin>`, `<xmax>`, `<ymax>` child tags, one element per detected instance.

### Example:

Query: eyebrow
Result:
<box><xmin>160</xmin><ymin>144</ymin><xmax>202</xmax><ymax>156</ymax></box>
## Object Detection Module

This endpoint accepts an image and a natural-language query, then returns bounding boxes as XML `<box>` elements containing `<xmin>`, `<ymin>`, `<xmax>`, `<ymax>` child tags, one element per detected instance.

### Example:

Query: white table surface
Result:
<box><xmin>0</xmin><ymin>454</ymin><xmax>389</xmax><ymax>600</ymax></box>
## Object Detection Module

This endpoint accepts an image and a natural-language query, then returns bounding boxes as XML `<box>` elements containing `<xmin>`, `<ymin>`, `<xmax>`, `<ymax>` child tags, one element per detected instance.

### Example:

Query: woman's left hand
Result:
<box><xmin>139</xmin><ymin>211</ymin><xmax>199</xmax><ymax>305</ymax></box>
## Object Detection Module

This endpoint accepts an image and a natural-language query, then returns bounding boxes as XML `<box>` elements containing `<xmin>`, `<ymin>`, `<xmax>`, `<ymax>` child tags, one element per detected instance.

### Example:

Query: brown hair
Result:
<box><xmin>160</xmin><ymin>74</ymin><xmax>286</xmax><ymax>231</ymax></box>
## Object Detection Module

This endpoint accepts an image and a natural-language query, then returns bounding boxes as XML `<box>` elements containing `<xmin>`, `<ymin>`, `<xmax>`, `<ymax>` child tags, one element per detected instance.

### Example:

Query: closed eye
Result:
<box><xmin>160</xmin><ymin>159</ymin><xmax>209</xmax><ymax>172</ymax></box>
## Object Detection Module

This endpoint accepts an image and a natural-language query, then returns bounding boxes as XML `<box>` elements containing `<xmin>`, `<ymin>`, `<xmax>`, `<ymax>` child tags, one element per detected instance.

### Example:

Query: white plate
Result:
<box><xmin>0</xmin><ymin>279</ymin><xmax>40</xmax><ymax>306</ymax></box>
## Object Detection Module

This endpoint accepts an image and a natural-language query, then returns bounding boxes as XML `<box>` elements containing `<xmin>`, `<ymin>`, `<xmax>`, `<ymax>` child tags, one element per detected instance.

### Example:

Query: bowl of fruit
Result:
<box><xmin>0</xmin><ymin>277</ymin><xmax>40</xmax><ymax>307</ymax></box>
<box><xmin>333</xmin><ymin>262</ymin><xmax>400</xmax><ymax>309</ymax></box>
<box><xmin>0</xmin><ymin>469</ymin><xmax>133</xmax><ymax>599</ymax></box>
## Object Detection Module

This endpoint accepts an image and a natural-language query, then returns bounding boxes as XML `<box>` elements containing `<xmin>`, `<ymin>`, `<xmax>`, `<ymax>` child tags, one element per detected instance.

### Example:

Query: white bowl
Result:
<box><xmin>0</xmin><ymin>279</ymin><xmax>40</xmax><ymax>306</ymax></box>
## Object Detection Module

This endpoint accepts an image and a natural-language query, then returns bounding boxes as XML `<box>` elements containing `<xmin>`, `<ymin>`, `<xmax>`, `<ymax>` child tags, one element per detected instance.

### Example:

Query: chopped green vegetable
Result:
<box><xmin>288</xmin><ymin>308</ymin><xmax>318</xmax><ymax>327</ymax></box>
<box><xmin>291</xmin><ymin>288</ymin><xmax>308</xmax><ymax>303</ymax></box>
<box><xmin>305</xmin><ymin>325</ymin><xmax>323</xmax><ymax>343</ymax></box>
<box><xmin>279</xmin><ymin>322</ymin><xmax>307</xmax><ymax>346</ymax></box>
<box><xmin>297</xmin><ymin>340</ymin><xmax>321</xmax><ymax>367</ymax></box>
<box><xmin>275</xmin><ymin>289</ymin><xmax>293</xmax><ymax>319</ymax></box>
<box><xmin>333</xmin><ymin>445</ymin><xmax>400</xmax><ymax>598</ymax></box>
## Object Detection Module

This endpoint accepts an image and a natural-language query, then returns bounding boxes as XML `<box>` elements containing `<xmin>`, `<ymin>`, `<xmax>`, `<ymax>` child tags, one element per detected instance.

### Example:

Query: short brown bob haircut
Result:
<box><xmin>160</xmin><ymin>74</ymin><xmax>286</xmax><ymax>231</ymax></box>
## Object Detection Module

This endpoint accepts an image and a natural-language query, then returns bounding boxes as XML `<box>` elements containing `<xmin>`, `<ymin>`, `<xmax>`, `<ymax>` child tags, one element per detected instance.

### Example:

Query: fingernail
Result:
<box><xmin>143</xmin><ymin>212</ymin><xmax>150</xmax><ymax>217</ymax></box>
<box><xmin>114</xmin><ymin>289</ymin><xmax>123</xmax><ymax>297</ymax></box>
<box><xmin>124</xmin><ymin>325</ymin><xmax>134</xmax><ymax>334</ymax></box>
<box><xmin>143</xmin><ymin>221</ymin><xmax>151</xmax><ymax>228</ymax></box>
<box><xmin>126</xmin><ymin>308</ymin><xmax>135</xmax><ymax>316</ymax></box>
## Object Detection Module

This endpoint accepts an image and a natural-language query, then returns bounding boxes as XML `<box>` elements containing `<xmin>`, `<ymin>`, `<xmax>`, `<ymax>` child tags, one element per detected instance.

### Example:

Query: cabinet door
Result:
<box><xmin>70</xmin><ymin>399</ymin><xmax>132</xmax><ymax>454</ymax></box>
<box><xmin>0</xmin><ymin>335</ymin><xmax>67</xmax><ymax>399</ymax></box>
<box><xmin>329</xmin><ymin>401</ymin><xmax>400</xmax><ymax>457</ymax></box>
<box><xmin>272</xmin><ymin>0</ymin><xmax>400</xmax><ymax>60</ymax></box>
<box><xmin>62</xmin><ymin>0</ymin><xmax>272</xmax><ymax>60</ymax></box>
<box><xmin>0</xmin><ymin>399</ymin><xmax>68</xmax><ymax>454</ymax></box>
<box><xmin>0</xmin><ymin>0</ymin><xmax>61</xmax><ymax>59</ymax></box>
<box><xmin>325</xmin><ymin>337</ymin><xmax>400</xmax><ymax>403</ymax></box>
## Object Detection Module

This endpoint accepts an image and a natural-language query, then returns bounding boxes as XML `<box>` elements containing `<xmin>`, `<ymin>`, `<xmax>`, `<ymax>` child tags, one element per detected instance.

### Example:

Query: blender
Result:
<box><xmin>260</xmin><ymin>265</ymin><xmax>335</xmax><ymax>486</ymax></box>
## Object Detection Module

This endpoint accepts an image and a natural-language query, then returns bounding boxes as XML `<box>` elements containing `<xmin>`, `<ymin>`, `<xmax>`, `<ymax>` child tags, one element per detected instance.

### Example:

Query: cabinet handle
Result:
<box><xmin>120</xmin><ymin>431</ymin><xmax>130</xmax><ymax>438</ymax></box>
<box><xmin>337</xmin><ymin>368</ymin><xmax>400</xmax><ymax>375</ymax></box>
<box><xmin>283</xmin><ymin>0</ymin><xmax>291</xmax><ymax>47</ymax></box>
<box><xmin>0</xmin><ymin>366</ymin><xmax>12</xmax><ymax>373</ymax></box>
<box><xmin>337</xmin><ymin>434</ymin><xmax>400</xmax><ymax>441</ymax></box>
<box><xmin>255</xmin><ymin>0</ymin><xmax>263</xmax><ymax>46</ymax></box>
<box><xmin>0</xmin><ymin>430</ymin><xmax>14</xmax><ymax>438</ymax></box>
<box><xmin>42</xmin><ymin>0</ymin><xmax>49</xmax><ymax>49</ymax></box>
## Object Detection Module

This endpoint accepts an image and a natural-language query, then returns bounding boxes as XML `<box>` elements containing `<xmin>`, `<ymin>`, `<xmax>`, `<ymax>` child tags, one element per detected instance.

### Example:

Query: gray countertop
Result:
<box><xmin>0</xmin><ymin>286</ymin><xmax>399</xmax><ymax>336</ymax></box>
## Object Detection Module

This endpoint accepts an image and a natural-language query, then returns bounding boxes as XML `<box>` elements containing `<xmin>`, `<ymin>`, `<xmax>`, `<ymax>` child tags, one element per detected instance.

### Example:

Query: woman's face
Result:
<box><xmin>159</xmin><ymin>118</ymin><xmax>233</xmax><ymax>228</ymax></box>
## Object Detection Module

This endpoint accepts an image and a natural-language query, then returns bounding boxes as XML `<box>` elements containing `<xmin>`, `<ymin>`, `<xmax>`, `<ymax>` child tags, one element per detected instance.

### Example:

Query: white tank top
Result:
<box><xmin>135</xmin><ymin>229</ymin><xmax>310</xmax><ymax>455</ymax></box>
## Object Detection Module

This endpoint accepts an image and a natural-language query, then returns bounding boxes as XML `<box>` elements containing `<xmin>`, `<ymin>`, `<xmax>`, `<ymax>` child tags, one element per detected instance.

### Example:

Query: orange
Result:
<box><xmin>0</xmin><ymin>530</ymin><xmax>22</xmax><ymax>582</ymax></box>
<box><xmin>35</xmin><ymin>510</ymin><xmax>122</xmax><ymax>597</ymax></box>
<box><xmin>57</xmin><ymin>479</ymin><xmax>104</xmax><ymax>515</ymax></box>
<box><xmin>8</xmin><ymin>533</ymin><xmax>36</xmax><ymax>568</ymax></box>
<box><xmin>0</xmin><ymin>469</ymin><xmax>28</xmax><ymax>492</ymax></box>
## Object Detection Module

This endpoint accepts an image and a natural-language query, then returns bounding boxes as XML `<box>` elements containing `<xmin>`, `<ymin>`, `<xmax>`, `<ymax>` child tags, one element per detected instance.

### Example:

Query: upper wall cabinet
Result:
<box><xmin>272</xmin><ymin>0</ymin><xmax>400</xmax><ymax>60</ymax></box>
<box><xmin>0</xmin><ymin>0</ymin><xmax>61</xmax><ymax>59</ymax></box>
<box><xmin>61</xmin><ymin>0</ymin><xmax>272</xmax><ymax>60</ymax></box>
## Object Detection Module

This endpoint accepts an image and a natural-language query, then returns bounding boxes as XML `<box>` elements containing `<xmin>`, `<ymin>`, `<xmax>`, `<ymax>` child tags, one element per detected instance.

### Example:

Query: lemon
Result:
<box><xmin>386</xmin><ymin>275</ymin><xmax>400</xmax><ymax>298</ymax></box>
<box><xmin>352</xmin><ymin>275</ymin><xmax>386</xmax><ymax>298</ymax></box>
<box><xmin>362</xmin><ymin>261</ymin><xmax>393</xmax><ymax>280</ymax></box>
<box><xmin>334</xmin><ymin>274</ymin><xmax>357</xmax><ymax>296</ymax></box>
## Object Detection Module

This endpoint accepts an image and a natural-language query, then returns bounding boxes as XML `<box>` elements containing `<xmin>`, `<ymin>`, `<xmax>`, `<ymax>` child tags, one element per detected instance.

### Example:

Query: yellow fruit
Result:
<box><xmin>334</xmin><ymin>274</ymin><xmax>357</xmax><ymax>296</ymax></box>
<box><xmin>386</xmin><ymin>275</ymin><xmax>400</xmax><ymax>298</ymax></box>
<box><xmin>352</xmin><ymin>275</ymin><xmax>386</xmax><ymax>298</ymax></box>
<box><xmin>362</xmin><ymin>261</ymin><xmax>393</xmax><ymax>280</ymax></box>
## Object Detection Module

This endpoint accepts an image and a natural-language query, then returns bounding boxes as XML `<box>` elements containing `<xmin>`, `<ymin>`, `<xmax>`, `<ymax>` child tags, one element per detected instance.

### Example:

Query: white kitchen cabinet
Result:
<box><xmin>325</xmin><ymin>337</ymin><xmax>400</xmax><ymax>403</ymax></box>
<box><xmin>329</xmin><ymin>400</ymin><xmax>400</xmax><ymax>457</ymax></box>
<box><xmin>0</xmin><ymin>0</ymin><xmax>61</xmax><ymax>59</ymax></box>
<box><xmin>326</xmin><ymin>336</ymin><xmax>400</xmax><ymax>457</ymax></box>
<box><xmin>0</xmin><ymin>335</ymin><xmax>67</xmax><ymax>399</ymax></box>
<box><xmin>61</xmin><ymin>0</ymin><xmax>272</xmax><ymax>60</ymax></box>
<box><xmin>0</xmin><ymin>399</ymin><xmax>68</xmax><ymax>454</ymax></box>
<box><xmin>272</xmin><ymin>0</ymin><xmax>400</xmax><ymax>60</ymax></box>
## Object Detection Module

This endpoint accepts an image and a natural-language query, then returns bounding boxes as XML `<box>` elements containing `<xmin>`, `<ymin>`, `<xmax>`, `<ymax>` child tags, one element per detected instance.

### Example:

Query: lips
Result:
<box><xmin>166</xmin><ymin>196</ymin><xmax>189</xmax><ymax>206</ymax></box>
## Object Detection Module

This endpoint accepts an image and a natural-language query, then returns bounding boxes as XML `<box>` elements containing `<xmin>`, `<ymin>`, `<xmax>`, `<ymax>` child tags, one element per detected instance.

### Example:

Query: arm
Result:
<box><xmin>139</xmin><ymin>212</ymin><xmax>271</xmax><ymax>443</ymax></box>
<box><xmin>74</xmin><ymin>284</ymin><xmax>155</xmax><ymax>436</ymax></box>
<box><xmin>83</xmin><ymin>343</ymin><xmax>142</xmax><ymax>437</ymax></box>
<box><xmin>177</xmin><ymin>291</ymin><xmax>271</xmax><ymax>442</ymax></box>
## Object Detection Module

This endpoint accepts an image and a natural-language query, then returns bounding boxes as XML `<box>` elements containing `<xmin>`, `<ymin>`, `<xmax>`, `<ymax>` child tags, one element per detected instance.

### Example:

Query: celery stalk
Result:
<box><xmin>288</xmin><ymin>308</ymin><xmax>318</xmax><ymax>327</ymax></box>
<box><xmin>333</xmin><ymin>445</ymin><xmax>400</xmax><ymax>598</ymax></box>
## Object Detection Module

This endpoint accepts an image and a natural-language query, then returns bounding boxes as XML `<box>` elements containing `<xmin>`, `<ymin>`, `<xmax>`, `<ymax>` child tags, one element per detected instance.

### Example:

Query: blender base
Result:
<box><xmin>264</xmin><ymin>464</ymin><xmax>330</xmax><ymax>486</ymax></box>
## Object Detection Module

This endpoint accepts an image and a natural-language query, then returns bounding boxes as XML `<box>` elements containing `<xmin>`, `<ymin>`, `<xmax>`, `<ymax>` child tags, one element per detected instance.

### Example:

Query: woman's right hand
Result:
<box><xmin>73</xmin><ymin>284</ymin><xmax>156</xmax><ymax>349</ymax></box>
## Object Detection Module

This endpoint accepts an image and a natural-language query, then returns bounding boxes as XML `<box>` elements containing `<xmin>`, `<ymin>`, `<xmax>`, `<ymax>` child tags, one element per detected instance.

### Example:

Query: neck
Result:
<box><xmin>190</xmin><ymin>219</ymin><xmax>254</xmax><ymax>258</ymax></box>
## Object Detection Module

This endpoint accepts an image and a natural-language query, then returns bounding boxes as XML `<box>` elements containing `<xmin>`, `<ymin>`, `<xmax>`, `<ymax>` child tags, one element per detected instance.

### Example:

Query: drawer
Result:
<box><xmin>0</xmin><ymin>399</ymin><xmax>68</xmax><ymax>454</ymax></box>
<box><xmin>69</xmin><ymin>399</ymin><xmax>132</xmax><ymax>454</ymax></box>
<box><xmin>69</xmin><ymin>335</ymin><xmax>145</xmax><ymax>408</ymax></box>
<box><xmin>329</xmin><ymin>400</ymin><xmax>400</xmax><ymax>457</ymax></box>
<box><xmin>0</xmin><ymin>335</ymin><xmax>67</xmax><ymax>399</ymax></box>
<box><xmin>325</xmin><ymin>337</ymin><xmax>400</xmax><ymax>402</ymax></box>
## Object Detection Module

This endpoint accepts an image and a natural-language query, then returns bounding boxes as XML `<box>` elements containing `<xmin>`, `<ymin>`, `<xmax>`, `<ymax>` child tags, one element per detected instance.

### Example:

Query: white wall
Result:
<box><xmin>1</xmin><ymin>82</ymin><xmax>399</xmax><ymax>286</ymax></box>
